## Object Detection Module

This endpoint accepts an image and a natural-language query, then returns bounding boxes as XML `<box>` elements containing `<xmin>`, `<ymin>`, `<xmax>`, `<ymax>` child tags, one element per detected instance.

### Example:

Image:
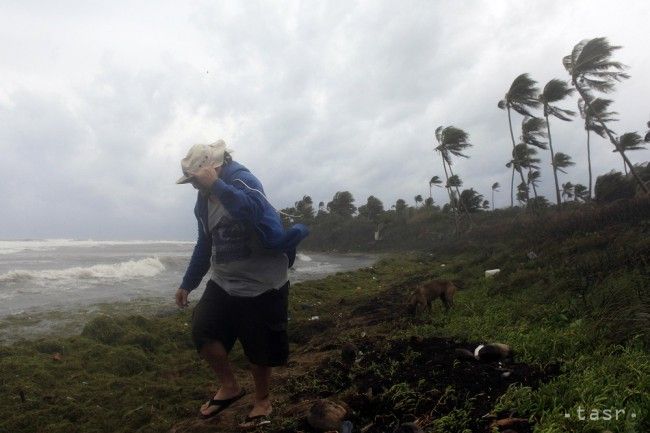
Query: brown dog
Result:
<box><xmin>407</xmin><ymin>279</ymin><xmax>458</xmax><ymax>315</ymax></box>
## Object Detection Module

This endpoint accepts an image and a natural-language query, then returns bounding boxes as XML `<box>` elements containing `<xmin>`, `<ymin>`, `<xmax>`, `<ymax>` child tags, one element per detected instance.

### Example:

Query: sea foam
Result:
<box><xmin>0</xmin><ymin>257</ymin><xmax>166</xmax><ymax>283</ymax></box>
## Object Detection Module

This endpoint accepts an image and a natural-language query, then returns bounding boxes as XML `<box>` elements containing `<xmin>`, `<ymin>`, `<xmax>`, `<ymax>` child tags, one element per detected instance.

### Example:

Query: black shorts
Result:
<box><xmin>191</xmin><ymin>279</ymin><xmax>289</xmax><ymax>367</ymax></box>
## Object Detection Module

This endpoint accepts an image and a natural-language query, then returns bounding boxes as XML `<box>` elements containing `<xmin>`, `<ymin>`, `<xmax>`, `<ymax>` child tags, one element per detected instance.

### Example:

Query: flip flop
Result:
<box><xmin>199</xmin><ymin>388</ymin><xmax>247</xmax><ymax>419</ymax></box>
<box><xmin>239</xmin><ymin>414</ymin><xmax>272</xmax><ymax>429</ymax></box>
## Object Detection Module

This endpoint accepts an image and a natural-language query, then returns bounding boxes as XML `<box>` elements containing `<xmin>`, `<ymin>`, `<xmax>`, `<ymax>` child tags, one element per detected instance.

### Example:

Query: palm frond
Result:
<box><xmin>521</xmin><ymin>117</ymin><xmax>548</xmax><ymax>149</ymax></box>
<box><xmin>506</xmin><ymin>73</ymin><xmax>541</xmax><ymax>115</ymax></box>
<box><xmin>565</xmin><ymin>37</ymin><xmax>629</xmax><ymax>93</ymax></box>
<box><xmin>553</xmin><ymin>152</ymin><xmax>575</xmax><ymax>173</ymax></box>
<box><xmin>616</xmin><ymin>132</ymin><xmax>646</xmax><ymax>152</ymax></box>
<box><xmin>491</xmin><ymin>182</ymin><xmax>500</xmax><ymax>191</ymax></box>
<box><xmin>541</xmin><ymin>79</ymin><xmax>575</xmax><ymax>103</ymax></box>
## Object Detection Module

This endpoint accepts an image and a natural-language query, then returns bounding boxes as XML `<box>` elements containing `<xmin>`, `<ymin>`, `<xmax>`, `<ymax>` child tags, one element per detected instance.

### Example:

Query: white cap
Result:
<box><xmin>176</xmin><ymin>140</ymin><xmax>228</xmax><ymax>184</ymax></box>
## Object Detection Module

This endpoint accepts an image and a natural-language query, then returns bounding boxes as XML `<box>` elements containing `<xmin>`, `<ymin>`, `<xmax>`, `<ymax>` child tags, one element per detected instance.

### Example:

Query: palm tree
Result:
<box><xmin>434</xmin><ymin>126</ymin><xmax>473</xmax><ymax>218</ymax></box>
<box><xmin>574</xmin><ymin>184</ymin><xmax>588</xmax><ymax>202</ymax></box>
<box><xmin>645</xmin><ymin>121</ymin><xmax>650</xmax><ymax>142</ymax></box>
<box><xmin>578</xmin><ymin>96</ymin><xmax>618</xmax><ymax>198</ymax></box>
<box><xmin>491</xmin><ymin>182</ymin><xmax>500</xmax><ymax>210</ymax></box>
<box><xmin>414</xmin><ymin>194</ymin><xmax>423</xmax><ymax>208</ymax></box>
<box><xmin>429</xmin><ymin>176</ymin><xmax>442</xmax><ymax>199</ymax></box>
<box><xmin>539</xmin><ymin>79</ymin><xmax>575</xmax><ymax>205</ymax></box>
<box><xmin>520</xmin><ymin>117</ymin><xmax>545</xmax><ymax>201</ymax></box>
<box><xmin>554</xmin><ymin>152</ymin><xmax>575</xmax><ymax>204</ymax></box>
<box><xmin>507</xmin><ymin>143</ymin><xmax>540</xmax><ymax>200</ymax></box>
<box><xmin>528</xmin><ymin>170</ymin><xmax>542</xmax><ymax>198</ymax></box>
<box><xmin>561</xmin><ymin>182</ymin><xmax>575</xmax><ymax>202</ymax></box>
<box><xmin>498</xmin><ymin>73</ymin><xmax>541</xmax><ymax>206</ymax></box>
<box><xmin>563</xmin><ymin>37</ymin><xmax>648</xmax><ymax>194</ymax></box>
<box><xmin>615</xmin><ymin>132</ymin><xmax>647</xmax><ymax>174</ymax></box>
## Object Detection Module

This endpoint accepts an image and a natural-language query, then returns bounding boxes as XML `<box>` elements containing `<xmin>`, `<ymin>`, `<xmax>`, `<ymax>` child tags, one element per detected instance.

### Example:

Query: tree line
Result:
<box><xmin>282</xmin><ymin>37</ymin><xmax>649</xmax><ymax>232</ymax></box>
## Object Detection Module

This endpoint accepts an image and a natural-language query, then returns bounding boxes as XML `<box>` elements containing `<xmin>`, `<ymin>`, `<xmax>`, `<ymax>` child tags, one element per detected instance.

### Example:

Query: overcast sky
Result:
<box><xmin>1</xmin><ymin>0</ymin><xmax>648</xmax><ymax>240</ymax></box>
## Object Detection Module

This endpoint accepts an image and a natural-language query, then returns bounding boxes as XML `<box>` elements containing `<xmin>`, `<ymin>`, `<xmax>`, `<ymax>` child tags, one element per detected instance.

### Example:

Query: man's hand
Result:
<box><xmin>190</xmin><ymin>165</ymin><xmax>221</xmax><ymax>190</ymax></box>
<box><xmin>175</xmin><ymin>288</ymin><xmax>190</xmax><ymax>308</ymax></box>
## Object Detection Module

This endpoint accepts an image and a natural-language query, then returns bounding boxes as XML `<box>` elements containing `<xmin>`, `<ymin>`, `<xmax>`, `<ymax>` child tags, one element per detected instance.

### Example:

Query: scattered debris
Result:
<box><xmin>527</xmin><ymin>251</ymin><xmax>538</xmax><ymax>260</ymax></box>
<box><xmin>309</xmin><ymin>316</ymin><xmax>320</xmax><ymax>321</ymax></box>
<box><xmin>52</xmin><ymin>352</ymin><xmax>62</xmax><ymax>362</ymax></box>
<box><xmin>485</xmin><ymin>269</ymin><xmax>501</xmax><ymax>278</ymax></box>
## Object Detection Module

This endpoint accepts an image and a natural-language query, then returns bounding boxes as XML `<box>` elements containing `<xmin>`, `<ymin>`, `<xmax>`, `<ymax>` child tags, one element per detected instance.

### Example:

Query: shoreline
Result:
<box><xmin>0</xmin><ymin>251</ymin><xmax>380</xmax><ymax>344</ymax></box>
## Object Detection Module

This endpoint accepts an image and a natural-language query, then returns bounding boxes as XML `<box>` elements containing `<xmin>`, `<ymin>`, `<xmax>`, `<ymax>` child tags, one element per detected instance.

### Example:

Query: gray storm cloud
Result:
<box><xmin>0</xmin><ymin>0</ymin><xmax>648</xmax><ymax>239</ymax></box>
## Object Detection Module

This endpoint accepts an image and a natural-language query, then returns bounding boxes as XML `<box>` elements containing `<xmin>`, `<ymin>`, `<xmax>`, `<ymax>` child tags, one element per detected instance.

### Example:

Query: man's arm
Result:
<box><xmin>176</xmin><ymin>219</ymin><xmax>212</xmax><ymax>307</ymax></box>
<box><xmin>210</xmin><ymin>172</ymin><xmax>309</xmax><ymax>250</ymax></box>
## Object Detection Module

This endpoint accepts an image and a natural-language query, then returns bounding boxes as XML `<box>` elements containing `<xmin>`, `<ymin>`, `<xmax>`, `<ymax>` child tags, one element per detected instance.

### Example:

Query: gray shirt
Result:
<box><xmin>207</xmin><ymin>197</ymin><xmax>289</xmax><ymax>296</ymax></box>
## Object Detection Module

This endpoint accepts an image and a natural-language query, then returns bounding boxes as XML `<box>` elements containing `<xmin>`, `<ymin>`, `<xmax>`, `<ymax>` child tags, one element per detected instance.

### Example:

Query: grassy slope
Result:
<box><xmin>1</xmin><ymin>203</ymin><xmax>649</xmax><ymax>433</ymax></box>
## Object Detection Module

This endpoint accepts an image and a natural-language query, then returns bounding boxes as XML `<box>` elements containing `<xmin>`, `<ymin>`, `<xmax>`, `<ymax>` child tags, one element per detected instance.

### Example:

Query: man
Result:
<box><xmin>174</xmin><ymin>140</ymin><xmax>308</xmax><ymax>427</ymax></box>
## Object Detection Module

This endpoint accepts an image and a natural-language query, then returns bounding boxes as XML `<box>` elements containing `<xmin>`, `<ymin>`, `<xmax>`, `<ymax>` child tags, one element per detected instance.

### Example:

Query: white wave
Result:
<box><xmin>296</xmin><ymin>253</ymin><xmax>312</xmax><ymax>262</ymax></box>
<box><xmin>0</xmin><ymin>239</ymin><xmax>194</xmax><ymax>255</ymax></box>
<box><xmin>0</xmin><ymin>257</ymin><xmax>166</xmax><ymax>283</ymax></box>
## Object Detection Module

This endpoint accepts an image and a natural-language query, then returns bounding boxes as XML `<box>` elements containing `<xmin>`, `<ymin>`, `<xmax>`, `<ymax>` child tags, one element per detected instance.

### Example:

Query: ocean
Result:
<box><xmin>0</xmin><ymin>239</ymin><xmax>376</xmax><ymax>318</ymax></box>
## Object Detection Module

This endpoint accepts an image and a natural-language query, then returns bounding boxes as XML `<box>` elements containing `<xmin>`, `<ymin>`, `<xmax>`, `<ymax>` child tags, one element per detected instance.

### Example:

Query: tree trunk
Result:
<box><xmin>441</xmin><ymin>157</ymin><xmax>459</xmax><ymax>232</ymax></box>
<box><xmin>586</xmin><ymin>128</ymin><xmax>593</xmax><ymax>200</ymax></box>
<box><xmin>528</xmin><ymin>168</ymin><xmax>538</xmax><ymax>198</ymax></box>
<box><xmin>507</xmin><ymin>105</ymin><xmax>530</xmax><ymax>203</ymax></box>
<box><xmin>492</xmin><ymin>190</ymin><xmax>494</xmax><ymax>211</ymax></box>
<box><xmin>510</xmin><ymin>167</ymin><xmax>515</xmax><ymax>207</ymax></box>
<box><xmin>575</xmin><ymin>83</ymin><xmax>648</xmax><ymax>194</ymax></box>
<box><xmin>545</xmin><ymin>111</ymin><xmax>562</xmax><ymax>206</ymax></box>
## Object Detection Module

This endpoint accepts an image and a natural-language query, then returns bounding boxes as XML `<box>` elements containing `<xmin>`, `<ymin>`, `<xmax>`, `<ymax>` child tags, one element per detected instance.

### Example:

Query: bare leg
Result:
<box><xmin>248</xmin><ymin>364</ymin><xmax>272</xmax><ymax>418</ymax></box>
<box><xmin>198</xmin><ymin>341</ymin><xmax>241</xmax><ymax>415</ymax></box>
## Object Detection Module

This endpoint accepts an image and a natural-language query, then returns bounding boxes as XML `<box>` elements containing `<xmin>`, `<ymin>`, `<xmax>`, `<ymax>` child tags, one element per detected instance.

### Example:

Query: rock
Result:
<box><xmin>341</xmin><ymin>342</ymin><xmax>357</xmax><ymax>366</ymax></box>
<box><xmin>307</xmin><ymin>399</ymin><xmax>349</xmax><ymax>432</ymax></box>
<box><xmin>394</xmin><ymin>422</ymin><xmax>423</xmax><ymax>433</ymax></box>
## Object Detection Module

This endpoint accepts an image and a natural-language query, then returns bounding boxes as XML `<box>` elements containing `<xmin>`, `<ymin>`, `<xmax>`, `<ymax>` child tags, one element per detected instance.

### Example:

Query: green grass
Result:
<box><xmin>1</xmin><ymin>213</ymin><xmax>649</xmax><ymax>432</ymax></box>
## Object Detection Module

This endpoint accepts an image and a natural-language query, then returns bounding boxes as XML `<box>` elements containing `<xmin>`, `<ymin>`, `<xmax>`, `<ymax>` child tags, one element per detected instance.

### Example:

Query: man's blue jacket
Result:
<box><xmin>180</xmin><ymin>161</ymin><xmax>309</xmax><ymax>291</ymax></box>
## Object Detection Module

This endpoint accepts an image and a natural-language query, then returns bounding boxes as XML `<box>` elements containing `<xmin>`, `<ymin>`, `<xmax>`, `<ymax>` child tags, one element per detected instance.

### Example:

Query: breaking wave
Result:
<box><xmin>0</xmin><ymin>239</ymin><xmax>193</xmax><ymax>255</ymax></box>
<box><xmin>296</xmin><ymin>253</ymin><xmax>312</xmax><ymax>262</ymax></box>
<box><xmin>0</xmin><ymin>257</ymin><xmax>166</xmax><ymax>283</ymax></box>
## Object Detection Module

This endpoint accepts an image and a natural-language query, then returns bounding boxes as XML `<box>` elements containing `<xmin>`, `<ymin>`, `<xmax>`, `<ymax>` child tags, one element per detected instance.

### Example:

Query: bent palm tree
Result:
<box><xmin>429</xmin><ymin>175</ymin><xmax>442</xmax><ymax>199</ymax></box>
<box><xmin>574</xmin><ymin>184</ymin><xmax>588</xmax><ymax>202</ymax></box>
<box><xmin>498</xmin><ymin>73</ymin><xmax>540</xmax><ymax>206</ymax></box>
<box><xmin>554</xmin><ymin>152</ymin><xmax>575</xmax><ymax>174</ymax></box>
<box><xmin>528</xmin><ymin>170</ymin><xmax>541</xmax><ymax>198</ymax></box>
<box><xmin>435</xmin><ymin>126</ymin><xmax>473</xmax><ymax>220</ymax></box>
<box><xmin>563</xmin><ymin>37</ymin><xmax>647</xmax><ymax>193</ymax></box>
<box><xmin>539</xmin><ymin>79</ymin><xmax>575</xmax><ymax>205</ymax></box>
<box><xmin>491</xmin><ymin>182</ymin><xmax>500</xmax><ymax>210</ymax></box>
<box><xmin>615</xmin><ymin>132</ymin><xmax>647</xmax><ymax>174</ymax></box>
<box><xmin>578</xmin><ymin>96</ymin><xmax>618</xmax><ymax>197</ymax></box>
<box><xmin>561</xmin><ymin>182</ymin><xmax>575</xmax><ymax>202</ymax></box>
